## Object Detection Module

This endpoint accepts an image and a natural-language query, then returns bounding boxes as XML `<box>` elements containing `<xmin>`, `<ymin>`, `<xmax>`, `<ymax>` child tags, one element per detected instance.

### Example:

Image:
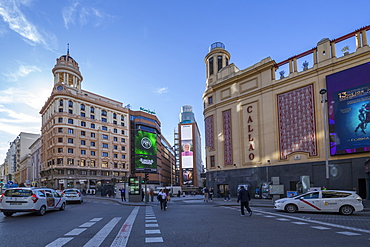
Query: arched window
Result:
<box><xmin>59</xmin><ymin>99</ymin><xmax>63</xmax><ymax>106</ymax></box>
<box><xmin>81</xmin><ymin>104</ymin><xmax>85</xmax><ymax>111</ymax></box>
<box><xmin>102</xmin><ymin>110</ymin><xmax>107</xmax><ymax>116</ymax></box>
<box><xmin>68</xmin><ymin>100</ymin><xmax>73</xmax><ymax>107</ymax></box>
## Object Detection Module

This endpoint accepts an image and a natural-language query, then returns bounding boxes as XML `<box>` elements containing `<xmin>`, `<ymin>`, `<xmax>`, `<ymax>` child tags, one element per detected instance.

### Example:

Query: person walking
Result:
<box><xmin>237</xmin><ymin>186</ymin><xmax>252</xmax><ymax>216</ymax></box>
<box><xmin>120</xmin><ymin>188</ymin><xmax>126</xmax><ymax>202</ymax></box>
<box><xmin>149</xmin><ymin>189</ymin><xmax>154</xmax><ymax>202</ymax></box>
<box><xmin>203</xmin><ymin>187</ymin><xmax>209</xmax><ymax>202</ymax></box>
<box><xmin>158</xmin><ymin>189</ymin><xmax>168</xmax><ymax>211</ymax></box>
<box><xmin>209</xmin><ymin>188</ymin><xmax>214</xmax><ymax>201</ymax></box>
<box><xmin>224</xmin><ymin>188</ymin><xmax>231</xmax><ymax>201</ymax></box>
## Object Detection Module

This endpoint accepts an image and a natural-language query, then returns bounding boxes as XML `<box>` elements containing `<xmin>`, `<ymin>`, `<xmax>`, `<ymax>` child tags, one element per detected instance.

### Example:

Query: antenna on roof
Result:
<box><xmin>67</xmin><ymin>43</ymin><xmax>70</xmax><ymax>55</ymax></box>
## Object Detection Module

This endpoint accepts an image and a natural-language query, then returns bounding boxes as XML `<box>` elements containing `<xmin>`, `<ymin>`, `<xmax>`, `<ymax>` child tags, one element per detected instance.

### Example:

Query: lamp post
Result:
<box><xmin>320</xmin><ymin>88</ymin><xmax>330</xmax><ymax>183</ymax></box>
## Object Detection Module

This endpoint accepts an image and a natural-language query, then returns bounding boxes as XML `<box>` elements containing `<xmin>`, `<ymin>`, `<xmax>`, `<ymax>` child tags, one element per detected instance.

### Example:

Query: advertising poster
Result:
<box><xmin>326</xmin><ymin>62</ymin><xmax>370</xmax><ymax>155</ymax></box>
<box><xmin>181</xmin><ymin>125</ymin><xmax>193</xmax><ymax>169</ymax></box>
<box><xmin>134</xmin><ymin>130</ymin><xmax>157</xmax><ymax>172</ymax></box>
<box><xmin>182</xmin><ymin>169</ymin><xmax>193</xmax><ymax>186</ymax></box>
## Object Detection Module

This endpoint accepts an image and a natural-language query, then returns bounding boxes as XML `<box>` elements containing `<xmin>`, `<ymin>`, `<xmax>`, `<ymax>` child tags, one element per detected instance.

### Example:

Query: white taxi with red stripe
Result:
<box><xmin>274</xmin><ymin>190</ymin><xmax>363</xmax><ymax>215</ymax></box>
<box><xmin>0</xmin><ymin>187</ymin><xmax>66</xmax><ymax>217</ymax></box>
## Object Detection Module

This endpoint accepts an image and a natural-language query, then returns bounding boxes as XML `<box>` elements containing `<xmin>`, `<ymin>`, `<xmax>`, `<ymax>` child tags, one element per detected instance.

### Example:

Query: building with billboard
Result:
<box><xmin>39</xmin><ymin>51</ymin><xmax>130</xmax><ymax>192</ymax></box>
<box><xmin>179</xmin><ymin>105</ymin><xmax>202</xmax><ymax>189</ymax></box>
<box><xmin>203</xmin><ymin>26</ymin><xmax>370</xmax><ymax>199</ymax></box>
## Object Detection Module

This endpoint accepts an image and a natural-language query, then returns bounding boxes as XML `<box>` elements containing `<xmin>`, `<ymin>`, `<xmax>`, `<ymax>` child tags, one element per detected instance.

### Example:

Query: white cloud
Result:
<box><xmin>3</xmin><ymin>63</ymin><xmax>41</xmax><ymax>81</ymax></box>
<box><xmin>155</xmin><ymin>87</ymin><xmax>169</xmax><ymax>94</ymax></box>
<box><xmin>0</xmin><ymin>0</ymin><xmax>57</xmax><ymax>51</ymax></box>
<box><xmin>0</xmin><ymin>86</ymin><xmax>50</xmax><ymax>110</ymax></box>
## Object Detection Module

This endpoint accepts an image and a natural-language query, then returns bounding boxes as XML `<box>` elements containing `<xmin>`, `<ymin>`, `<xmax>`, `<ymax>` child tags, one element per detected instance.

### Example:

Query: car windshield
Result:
<box><xmin>4</xmin><ymin>189</ymin><xmax>32</xmax><ymax>197</ymax></box>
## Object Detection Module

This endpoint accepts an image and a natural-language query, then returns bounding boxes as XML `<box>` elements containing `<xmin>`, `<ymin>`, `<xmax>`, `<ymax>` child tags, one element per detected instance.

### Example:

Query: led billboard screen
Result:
<box><xmin>181</xmin><ymin>125</ymin><xmax>193</xmax><ymax>169</ymax></box>
<box><xmin>182</xmin><ymin>169</ymin><xmax>193</xmax><ymax>186</ymax></box>
<box><xmin>134</xmin><ymin>130</ymin><xmax>157</xmax><ymax>172</ymax></box>
<box><xmin>326</xmin><ymin>62</ymin><xmax>370</xmax><ymax>155</ymax></box>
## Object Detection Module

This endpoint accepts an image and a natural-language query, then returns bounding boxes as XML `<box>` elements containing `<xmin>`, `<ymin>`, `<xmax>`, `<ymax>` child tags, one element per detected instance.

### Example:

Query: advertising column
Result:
<box><xmin>181</xmin><ymin>125</ymin><xmax>194</xmax><ymax>186</ymax></box>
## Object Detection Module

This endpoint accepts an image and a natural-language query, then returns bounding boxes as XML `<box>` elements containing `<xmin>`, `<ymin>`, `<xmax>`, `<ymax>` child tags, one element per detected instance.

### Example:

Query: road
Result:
<box><xmin>0</xmin><ymin>196</ymin><xmax>369</xmax><ymax>247</ymax></box>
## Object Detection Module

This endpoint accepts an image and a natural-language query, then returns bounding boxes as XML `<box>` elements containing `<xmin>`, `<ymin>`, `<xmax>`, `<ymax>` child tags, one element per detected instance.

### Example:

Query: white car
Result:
<box><xmin>274</xmin><ymin>190</ymin><xmax>363</xmax><ymax>215</ymax></box>
<box><xmin>62</xmin><ymin>189</ymin><xmax>83</xmax><ymax>203</ymax></box>
<box><xmin>0</xmin><ymin>187</ymin><xmax>66</xmax><ymax>217</ymax></box>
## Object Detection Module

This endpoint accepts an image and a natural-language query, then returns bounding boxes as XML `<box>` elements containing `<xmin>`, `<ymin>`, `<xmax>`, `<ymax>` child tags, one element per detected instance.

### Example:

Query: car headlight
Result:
<box><xmin>275</xmin><ymin>200</ymin><xmax>287</xmax><ymax>204</ymax></box>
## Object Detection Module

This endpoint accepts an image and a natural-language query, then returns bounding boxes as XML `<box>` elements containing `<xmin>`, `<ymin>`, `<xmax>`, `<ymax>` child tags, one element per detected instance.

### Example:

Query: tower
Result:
<box><xmin>204</xmin><ymin>42</ymin><xmax>230</xmax><ymax>86</ymax></box>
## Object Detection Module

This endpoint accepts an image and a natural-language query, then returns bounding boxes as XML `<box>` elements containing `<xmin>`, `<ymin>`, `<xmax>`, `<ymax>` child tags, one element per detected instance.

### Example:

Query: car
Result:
<box><xmin>274</xmin><ymin>190</ymin><xmax>364</xmax><ymax>215</ymax></box>
<box><xmin>0</xmin><ymin>187</ymin><xmax>66</xmax><ymax>217</ymax></box>
<box><xmin>62</xmin><ymin>189</ymin><xmax>83</xmax><ymax>203</ymax></box>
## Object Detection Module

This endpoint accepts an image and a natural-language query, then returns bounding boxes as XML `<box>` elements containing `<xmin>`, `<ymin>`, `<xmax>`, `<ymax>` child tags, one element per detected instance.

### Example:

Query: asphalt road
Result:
<box><xmin>0</xmin><ymin>197</ymin><xmax>369</xmax><ymax>247</ymax></box>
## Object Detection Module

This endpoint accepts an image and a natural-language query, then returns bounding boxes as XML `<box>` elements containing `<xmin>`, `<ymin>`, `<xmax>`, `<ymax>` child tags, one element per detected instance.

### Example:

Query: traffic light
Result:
<box><xmin>145</xmin><ymin>173</ymin><xmax>149</xmax><ymax>182</ymax></box>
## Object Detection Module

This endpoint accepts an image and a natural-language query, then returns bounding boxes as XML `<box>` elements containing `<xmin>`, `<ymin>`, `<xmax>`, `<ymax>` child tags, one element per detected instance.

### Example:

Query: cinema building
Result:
<box><xmin>203</xmin><ymin>26</ymin><xmax>370</xmax><ymax>199</ymax></box>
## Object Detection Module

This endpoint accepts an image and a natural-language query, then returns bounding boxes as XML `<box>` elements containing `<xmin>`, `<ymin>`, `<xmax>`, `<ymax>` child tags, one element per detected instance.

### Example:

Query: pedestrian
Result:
<box><xmin>237</xmin><ymin>186</ymin><xmax>252</xmax><ymax>216</ymax></box>
<box><xmin>141</xmin><ymin>189</ymin><xmax>145</xmax><ymax>201</ymax></box>
<box><xmin>217</xmin><ymin>189</ymin><xmax>221</xmax><ymax>198</ymax></box>
<box><xmin>120</xmin><ymin>188</ymin><xmax>126</xmax><ymax>202</ymax></box>
<box><xmin>224</xmin><ymin>188</ymin><xmax>230</xmax><ymax>201</ymax></box>
<box><xmin>204</xmin><ymin>187</ymin><xmax>209</xmax><ymax>202</ymax></box>
<box><xmin>158</xmin><ymin>189</ymin><xmax>168</xmax><ymax>211</ymax></box>
<box><xmin>209</xmin><ymin>188</ymin><xmax>214</xmax><ymax>201</ymax></box>
<box><xmin>149</xmin><ymin>189</ymin><xmax>154</xmax><ymax>202</ymax></box>
<box><xmin>322</xmin><ymin>186</ymin><xmax>327</xmax><ymax>190</ymax></box>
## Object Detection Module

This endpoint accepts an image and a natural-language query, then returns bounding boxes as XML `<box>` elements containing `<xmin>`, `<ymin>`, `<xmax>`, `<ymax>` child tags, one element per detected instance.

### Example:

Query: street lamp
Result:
<box><xmin>320</xmin><ymin>88</ymin><xmax>330</xmax><ymax>182</ymax></box>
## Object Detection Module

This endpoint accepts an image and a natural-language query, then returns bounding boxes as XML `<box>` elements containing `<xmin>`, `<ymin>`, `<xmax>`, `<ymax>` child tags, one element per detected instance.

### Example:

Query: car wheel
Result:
<box><xmin>37</xmin><ymin>205</ymin><xmax>46</xmax><ymax>216</ymax></box>
<box><xmin>59</xmin><ymin>202</ymin><xmax>66</xmax><ymax>211</ymax></box>
<box><xmin>285</xmin><ymin>204</ymin><xmax>298</xmax><ymax>213</ymax></box>
<box><xmin>339</xmin><ymin>205</ymin><xmax>354</xmax><ymax>215</ymax></box>
<box><xmin>3</xmin><ymin>212</ymin><xmax>13</xmax><ymax>217</ymax></box>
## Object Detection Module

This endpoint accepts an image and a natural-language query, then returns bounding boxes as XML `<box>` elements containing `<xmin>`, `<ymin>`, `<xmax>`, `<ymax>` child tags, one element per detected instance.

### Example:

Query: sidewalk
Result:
<box><xmin>85</xmin><ymin>194</ymin><xmax>370</xmax><ymax>211</ymax></box>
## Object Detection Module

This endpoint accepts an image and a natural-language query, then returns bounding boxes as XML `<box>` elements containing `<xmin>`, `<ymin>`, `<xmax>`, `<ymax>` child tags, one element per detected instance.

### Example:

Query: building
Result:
<box><xmin>203</xmin><ymin>26</ymin><xmax>370</xmax><ymax>199</ymax></box>
<box><xmin>39</xmin><ymin>51</ymin><xmax>130</xmax><ymax>192</ymax></box>
<box><xmin>29</xmin><ymin>138</ymin><xmax>41</xmax><ymax>187</ymax></box>
<box><xmin>178</xmin><ymin>105</ymin><xmax>202</xmax><ymax>190</ymax></box>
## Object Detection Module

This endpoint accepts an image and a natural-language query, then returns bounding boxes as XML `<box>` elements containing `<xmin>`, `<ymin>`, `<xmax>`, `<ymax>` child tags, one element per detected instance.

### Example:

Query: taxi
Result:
<box><xmin>0</xmin><ymin>187</ymin><xmax>66</xmax><ymax>216</ymax></box>
<box><xmin>274</xmin><ymin>190</ymin><xmax>363</xmax><ymax>215</ymax></box>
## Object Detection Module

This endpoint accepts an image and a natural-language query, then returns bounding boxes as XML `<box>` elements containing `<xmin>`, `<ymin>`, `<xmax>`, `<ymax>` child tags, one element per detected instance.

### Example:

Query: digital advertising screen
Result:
<box><xmin>182</xmin><ymin>169</ymin><xmax>193</xmax><ymax>186</ymax></box>
<box><xmin>326</xmin><ymin>62</ymin><xmax>370</xmax><ymax>155</ymax></box>
<box><xmin>134</xmin><ymin>130</ymin><xmax>157</xmax><ymax>172</ymax></box>
<box><xmin>181</xmin><ymin>125</ymin><xmax>193</xmax><ymax>169</ymax></box>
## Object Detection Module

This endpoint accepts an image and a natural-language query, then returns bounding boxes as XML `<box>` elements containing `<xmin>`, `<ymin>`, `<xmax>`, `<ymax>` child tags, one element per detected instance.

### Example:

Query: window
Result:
<box><xmin>81</xmin><ymin>140</ymin><xmax>86</xmax><ymax>145</ymax></box>
<box><xmin>114</xmin><ymin>145</ymin><xmax>117</xmax><ymax>150</ymax></box>
<box><xmin>113</xmin><ymin>120</ymin><xmax>117</xmax><ymax>125</ymax></box>
<box><xmin>121</xmin><ymin>130</ymin><xmax>125</xmax><ymax>135</ymax></box>
<box><xmin>81</xmin><ymin>150</ymin><xmax>86</xmax><ymax>155</ymax></box>
<box><xmin>57</xmin><ymin>158</ymin><xmax>63</xmax><ymax>165</ymax></box>
<box><xmin>113</xmin><ymin>113</ymin><xmax>117</xmax><ymax>119</ymax></box>
<box><xmin>91</xmin><ymin>151</ymin><xmax>95</xmax><ymax>156</ymax></box>
<box><xmin>121</xmin><ymin>122</ymin><xmax>124</xmax><ymax>126</ymax></box>
<box><xmin>114</xmin><ymin>163</ymin><xmax>118</xmax><ymax>169</ymax></box>
<box><xmin>81</xmin><ymin>131</ymin><xmax>86</xmax><ymax>136</ymax></box>
<box><xmin>102</xmin><ymin>118</ymin><xmax>107</xmax><ymax>122</ymax></box>
<box><xmin>209</xmin><ymin>57</ymin><xmax>214</xmax><ymax>75</ymax></box>
<box><xmin>58</xmin><ymin>148</ymin><xmax>63</xmax><ymax>153</ymax></box>
<box><xmin>58</xmin><ymin>137</ymin><xmax>63</xmax><ymax>142</ymax></box>
<box><xmin>90</xmin><ymin>107</ymin><xmax>95</xmax><ymax>113</ymax></box>
<box><xmin>68</xmin><ymin>118</ymin><xmax>73</xmax><ymax>124</ymax></box>
<box><xmin>58</xmin><ymin>118</ymin><xmax>63</xmax><ymax>123</ymax></box>
<box><xmin>67</xmin><ymin>158</ymin><xmax>74</xmax><ymax>165</ymax></box>
<box><xmin>121</xmin><ymin>115</ymin><xmax>124</xmax><ymax>121</ymax></box>
<box><xmin>210</xmin><ymin>155</ymin><xmax>215</xmax><ymax>167</ymax></box>
<box><xmin>90</xmin><ymin>160</ymin><xmax>96</xmax><ymax>167</ymax></box>
<box><xmin>121</xmin><ymin>146</ymin><xmax>125</xmax><ymax>151</ymax></box>
<box><xmin>90</xmin><ymin>115</ymin><xmax>95</xmax><ymax>119</ymax></box>
<box><xmin>102</xmin><ymin>161</ymin><xmax>108</xmax><ymax>167</ymax></box>
<box><xmin>113</xmin><ymin>128</ymin><xmax>117</xmax><ymax>133</ymax></box>
<box><xmin>68</xmin><ymin>148</ymin><xmax>73</xmax><ymax>153</ymax></box>
<box><xmin>68</xmin><ymin>109</ymin><xmax>73</xmax><ymax>114</ymax></box>
<box><xmin>102</xmin><ymin>110</ymin><xmax>107</xmax><ymax>116</ymax></box>
<box><xmin>68</xmin><ymin>128</ymin><xmax>74</xmax><ymax>134</ymax></box>
<box><xmin>91</xmin><ymin>132</ymin><xmax>96</xmax><ymax>138</ymax></box>
<box><xmin>59</xmin><ymin>108</ymin><xmax>63</xmax><ymax>112</ymax></box>
<box><xmin>90</xmin><ymin>170</ymin><xmax>97</xmax><ymax>175</ymax></box>
<box><xmin>81</xmin><ymin>121</ymin><xmax>86</xmax><ymax>127</ymax></box>
<box><xmin>121</xmin><ymin>154</ymin><xmax>125</xmax><ymax>159</ymax></box>
<box><xmin>81</xmin><ymin>112</ymin><xmax>85</xmax><ymax>117</ymax></box>
<box><xmin>58</xmin><ymin>128</ymin><xmax>63</xmax><ymax>133</ymax></box>
<box><xmin>102</xmin><ymin>171</ymin><xmax>109</xmax><ymax>176</ymax></box>
<box><xmin>121</xmin><ymin>138</ymin><xmax>125</xmax><ymax>143</ymax></box>
<box><xmin>302</xmin><ymin>192</ymin><xmax>319</xmax><ymax>199</ymax></box>
<box><xmin>113</xmin><ymin>154</ymin><xmax>118</xmax><ymax>158</ymax></box>
<box><xmin>59</xmin><ymin>99</ymin><xmax>63</xmax><ymax>106</ymax></box>
<box><xmin>102</xmin><ymin>134</ymin><xmax>108</xmax><ymax>140</ymax></box>
<box><xmin>226</xmin><ymin>58</ymin><xmax>229</xmax><ymax>66</ymax></box>
<box><xmin>68</xmin><ymin>138</ymin><xmax>73</xmax><ymax>144</ymax></box>
<box><xmin>91</xmin><ymin>123</ymin><xmax>95</xmax><ymax>129</ymax></box>
<box><xmin>102</xmin><ymin>152</ymin><xmax>108</xmax><ymax>157</ymax></box>
<box><xmin>102</xmin><ymin>126</ymin><xmax>108</xmax><ymax>131</ymax></box>
<box><xmin>217</xmin><ymin>55</ymin><xmax>222</xmax><ymax>71</ymax></box>
<box><xmin>81</xmin><ymin>104</ymin><xmax>85</xmax><ymax>111</ymax></box>
<box><xmin>113</xmin><ymin>137</ymin><xmax>118</xmax><ymax>142</ymax></box>
<box><xmin>208</xmin><ymin>96</ymin><xmax>213</xmax><ymax>105</ymax></box>
<box><xmin>68</xmin><ymin>100</ymin><xmax>73</xmax><ymax>107</ymax></box>
<box><xmin>102</xmin><ymin>143</ymin><xmax>108</xmax><ymax>148</ymax></box>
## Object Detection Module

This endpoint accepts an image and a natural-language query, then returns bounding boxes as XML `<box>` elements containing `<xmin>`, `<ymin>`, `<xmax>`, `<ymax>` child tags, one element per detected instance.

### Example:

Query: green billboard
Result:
<box><xmin>135</xmin><ymin>130</ymin><xmax>157</xmax><ymax>172</ymax></box>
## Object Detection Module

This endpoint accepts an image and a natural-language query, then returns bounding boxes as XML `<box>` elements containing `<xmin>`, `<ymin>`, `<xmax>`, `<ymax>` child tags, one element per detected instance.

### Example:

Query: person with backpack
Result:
<box><xmin>158</xmin><ymin>189</ymin><xmax>168</xmax><ymax>211</ymax></box>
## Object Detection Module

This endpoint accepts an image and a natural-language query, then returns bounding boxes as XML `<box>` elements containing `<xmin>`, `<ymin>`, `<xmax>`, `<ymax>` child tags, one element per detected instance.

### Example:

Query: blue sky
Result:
<box><xmin>0</xmin><ymin>0</ymin><xmax>369</xmax><ymax>163</ymax></box>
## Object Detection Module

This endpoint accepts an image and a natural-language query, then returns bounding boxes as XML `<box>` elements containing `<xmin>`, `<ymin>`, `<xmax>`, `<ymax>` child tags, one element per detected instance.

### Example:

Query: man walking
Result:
<box><xmin>158</xmin><ymin>189</ymin><xmax>168</xmax><ymax>211</ymax></box>
<box><xmin>120</xmin><ymin>188</ymin><xmax>126</xmax><ymax>202</ymax></box>
<box><xmin>237</xmin><ymin>186</ymin><xmax>252</xmax><ymax>216</ymax></box>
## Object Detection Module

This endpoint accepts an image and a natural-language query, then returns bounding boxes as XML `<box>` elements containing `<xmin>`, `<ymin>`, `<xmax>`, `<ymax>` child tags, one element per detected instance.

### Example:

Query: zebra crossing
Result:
<box><xmin>45</xmin><ymin>206</ymin><xmax>162</xmax><ymax>247</ymax></box>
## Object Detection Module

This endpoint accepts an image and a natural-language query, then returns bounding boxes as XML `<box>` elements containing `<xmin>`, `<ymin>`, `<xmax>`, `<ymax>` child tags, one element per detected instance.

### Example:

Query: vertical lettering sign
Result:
<box><xmin>134</xmin><ymin>130</ymin><xmax>157</xmax><ymax>172</ymax></box>
<box><xmin>243</xmin><ymin>102</ymin><xmax>259</xmax><ymax>163</ymax></box>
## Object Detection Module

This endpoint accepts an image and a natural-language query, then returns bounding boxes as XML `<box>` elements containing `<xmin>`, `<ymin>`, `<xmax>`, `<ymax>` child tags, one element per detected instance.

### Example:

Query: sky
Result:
<box><xmin>0</xmin><ymin>0</ymin><xmax>370</xmax><ymax>164</ymax></box>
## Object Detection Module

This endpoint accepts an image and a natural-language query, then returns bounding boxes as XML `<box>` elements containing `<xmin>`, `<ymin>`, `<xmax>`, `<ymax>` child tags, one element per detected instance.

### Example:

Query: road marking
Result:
<box><xmin>84</xmin><ymin>217</ymin><xmax>122</xmax><ymax>247</ymax></box>
<box><xmin>146</xmin><ymin>224</ymin><xmax>159</xmax><ymax>227</ymax></box>
<box><xmin>91</xmin><ymin>218</ymin><xmax>103</xmax><ymax>222</ymax></box>
<box><xmin>254</xmin><ymin>209</ymin><xmax>370</xmax><ymax>234</ymax></box>
<box><xmin>80</xmin><ymin>222</ymin><xmax>96</xmax><ymax>227</ymax></box>
<box><xmin>337</xmin><ymin>231</ymin><xmax>361</xmax><ymax>236</ymax></box>
<box><xmin>311</xmin><ymin>226</ymin><xmax>331</xmax><ymax>230</ymax></box>
<box><xmin>146</xmin><ymin>230</ymin><xmax>161</xmax><ymax>234</ymax></box>
<box><xmin>276</xmin><ymin>218</ymin><xmax>290</xmax><ymax>221</ymax></box>
<box><xmin>292</xmin><ymin>222</ymin><xmax>308</xmax><ymax>225</ymax></box>
<box><xmin>65</xmin><ymin>228</ymin><xmax>87</xmax><ymax>236</ymax></box>
<box><xmin>263</xmin><ymin>215</ymin><xmax>275</xmax><ymax>218</ymax></box>
<box><xmin>146</xmin><ymin>220</ymin><xmax>157</xmax><ymax>223</ymax></box>
<box><xmin>45</xmin><ymin>237</ymin><xmax>73</xmax><ymax>247</ymax></box>
<box><xmin>110</xmin><ymin>206</ymin><xmax>139</xmax><ymax>247</ymax></box>
<box><xmin>145</xmin><ymin>237</ymin><xmax>163</xmax><ymax>243</ymax></box>
<box><xmin>146</xmin><ymin>217</ymin><xmax>156</xmax><ymax>219</ymax></box>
